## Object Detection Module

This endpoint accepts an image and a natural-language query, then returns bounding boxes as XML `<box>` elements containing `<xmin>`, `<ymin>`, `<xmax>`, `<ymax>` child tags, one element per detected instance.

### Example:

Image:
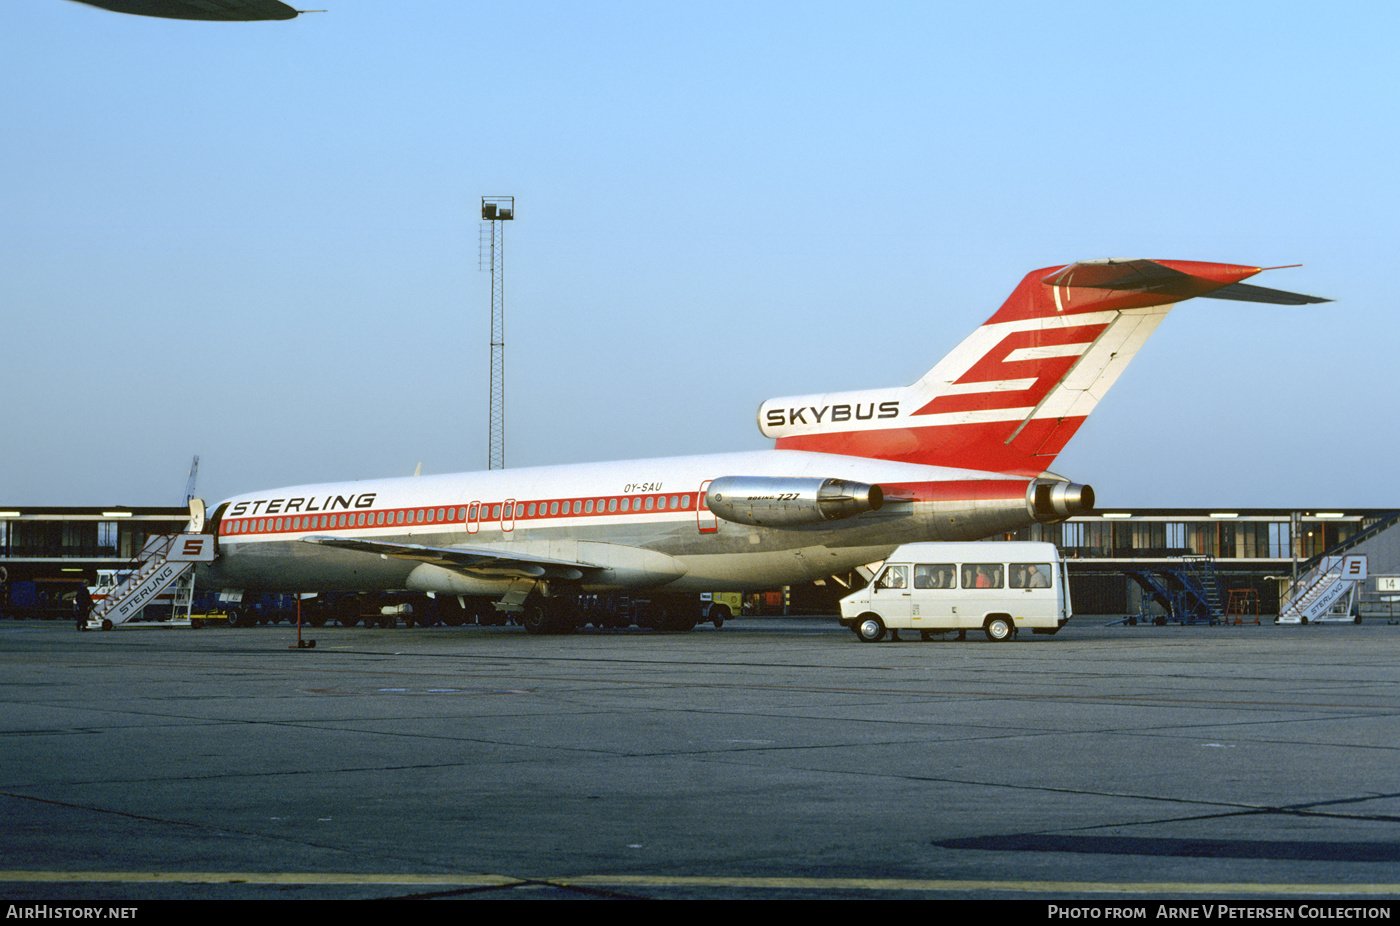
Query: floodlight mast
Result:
<box><xmin>480</xmin><ymin>196</ymin><xmax>514</xmax><ymax>470</ymax></box>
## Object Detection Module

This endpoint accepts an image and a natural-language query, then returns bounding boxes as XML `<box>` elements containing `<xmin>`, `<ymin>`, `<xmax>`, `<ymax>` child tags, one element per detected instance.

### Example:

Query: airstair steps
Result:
<box><xmin>1122</xmin><ymin>555</ymin><xmax>1225</xmax><ymax>625</ymax></box>
<box><xmin>1278</xmin><ymin>555</ymin><xmax>1366</xmax><ymax>624</ymax></box>
<box><xmin>86</xmin><ymin>533</ymin><xmax>216</xmax><ymax>629</ymax></box>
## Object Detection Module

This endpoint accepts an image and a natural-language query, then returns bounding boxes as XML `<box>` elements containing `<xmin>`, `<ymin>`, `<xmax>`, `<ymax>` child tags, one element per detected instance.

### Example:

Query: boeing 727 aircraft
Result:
<box><xmin>196</xmin><ymin>259</ymin><xmax>1325</xmax><ymax>632</ymax></box>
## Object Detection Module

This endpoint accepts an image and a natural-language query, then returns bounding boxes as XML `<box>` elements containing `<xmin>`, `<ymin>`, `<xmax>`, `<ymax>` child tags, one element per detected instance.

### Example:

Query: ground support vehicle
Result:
<box><xmin>839</xmin><ymin>541</ymin><xmax>1070</xmax><ymax>643</ymax></box>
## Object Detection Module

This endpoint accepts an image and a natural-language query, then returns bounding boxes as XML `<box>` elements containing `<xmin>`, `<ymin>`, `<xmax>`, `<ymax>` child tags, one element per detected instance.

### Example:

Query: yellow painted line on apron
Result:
<box><xmin>2</xmin><ymin>872</ymin><xmax>1399</xmax><ymax>895</ymax></box>
<box><xmin>0</xmin><ymin>871</ymin><xmax>520</xmax><ymax>887</ymax></box>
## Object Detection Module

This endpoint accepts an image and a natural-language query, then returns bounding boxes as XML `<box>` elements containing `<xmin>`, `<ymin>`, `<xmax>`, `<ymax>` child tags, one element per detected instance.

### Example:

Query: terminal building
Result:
<box><xmin>0</xmin><ymin>507</ymin><xmax>189</xmax><ymax>620</ymax></box>
<box><xmin>999</xmin><ymin>508</ymin><xmax>1400</xmax><ymax>621</ymax></box>
<box><xmin>2</xmin><ymin>505</ymin><xmax>1397</xmax><ymax>622</ymax></box>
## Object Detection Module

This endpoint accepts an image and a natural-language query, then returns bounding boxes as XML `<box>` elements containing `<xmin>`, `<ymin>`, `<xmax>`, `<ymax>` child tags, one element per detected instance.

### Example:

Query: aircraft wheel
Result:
<box><xmin>984</xmin><ymin>616</ymin><xmax>1013</xmax><ymax>642</ymax></box>
<box><xmin>521</xmin><ymin>603</ymin><xmax>550</xmax><ymax>635</ymax></box>
<box><xmin>855</xmin><ymin>614</ymin><xmax>886</xmax><ymax>643</ymax></box>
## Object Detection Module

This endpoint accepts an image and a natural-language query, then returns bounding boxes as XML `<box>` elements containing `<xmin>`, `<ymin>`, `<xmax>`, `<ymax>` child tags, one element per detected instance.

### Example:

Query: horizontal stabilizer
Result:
<box><xmin>1038</xmin><ymin>259</ymin><xmax>1328</xmax><ymax>305</ymax></box>
<box><xmin>1199</xmin><ymin>282</ymin><xmax>1331</xmax><ymax>305</ymax></box>
<box><xmin>1038</xmin><ymin>258</ymin><xmax>1243</xmax><ymax>294</ymax></box>
<box><xmin>71</xmin><ymin>0</ymin><xmax>299</xmax><ymax>20</ymax></box>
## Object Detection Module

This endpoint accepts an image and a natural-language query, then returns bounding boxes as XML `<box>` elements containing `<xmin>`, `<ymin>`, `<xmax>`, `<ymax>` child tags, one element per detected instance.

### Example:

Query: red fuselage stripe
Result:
<box><xmin>220</xmin><ymin>491</ymin><xmax>699</xmax><ymax>536</ymax></box>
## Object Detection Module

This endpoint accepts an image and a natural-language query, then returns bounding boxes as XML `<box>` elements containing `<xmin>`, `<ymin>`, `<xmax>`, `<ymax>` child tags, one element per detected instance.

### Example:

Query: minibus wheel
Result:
<box><xmin>855</xmin><ymin>614</ymin><xmax>886</xmax><ymax>643</ymax></box>
<box><xmin>984</xmin><ymin>616</ymin><xmax>1013</xmax><ymax>642</ymax></box>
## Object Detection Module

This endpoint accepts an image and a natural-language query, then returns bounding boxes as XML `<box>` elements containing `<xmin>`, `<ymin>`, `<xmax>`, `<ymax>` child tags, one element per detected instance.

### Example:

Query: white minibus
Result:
<box><xmin>839</xmin><ymin>541</ymin><xmax>1070</xmax><ymax>642</ymax></box>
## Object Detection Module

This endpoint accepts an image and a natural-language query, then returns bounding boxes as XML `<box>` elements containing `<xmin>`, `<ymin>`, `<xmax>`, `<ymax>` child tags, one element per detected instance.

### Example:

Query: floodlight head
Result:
<box><xmin>482</xmin><ymin>196</ymin><xmax>515</xmax><ymax>222</ymax></box>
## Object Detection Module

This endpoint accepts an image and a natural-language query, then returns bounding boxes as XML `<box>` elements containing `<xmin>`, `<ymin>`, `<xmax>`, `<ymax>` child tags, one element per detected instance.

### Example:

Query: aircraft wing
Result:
<box><xmin>302</xmin><ymin>537</ymin><xmax>591</xmax><ymax>581</ymax></box>
<box><xmin>70</xmin><ymin>1</ymin><xmax>299</xmax><ymax>20</ymax></box>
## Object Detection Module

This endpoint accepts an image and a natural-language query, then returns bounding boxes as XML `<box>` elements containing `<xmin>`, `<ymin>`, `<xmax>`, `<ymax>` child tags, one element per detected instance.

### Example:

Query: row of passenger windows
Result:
<box><xmin>875</xmin><ymin>563</ymin><xmax>1055</xmax><ymax>591</ymax></box>
<box><xmin>530</xmin><ymin>494</ymin><xmax>693</xmax><ymax>516</ymax></box>
<box><xmin>221</xmin><ymin>493</ymin><xmax>696</xmax><ymax>536</ymax></box>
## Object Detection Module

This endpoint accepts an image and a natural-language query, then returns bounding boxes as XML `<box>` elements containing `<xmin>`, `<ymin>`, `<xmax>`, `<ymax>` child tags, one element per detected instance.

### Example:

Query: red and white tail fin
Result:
<box><xmin>759</xmin><ymin>259</ymin><xmax>1326</xmax><ymax>475</ymax></box>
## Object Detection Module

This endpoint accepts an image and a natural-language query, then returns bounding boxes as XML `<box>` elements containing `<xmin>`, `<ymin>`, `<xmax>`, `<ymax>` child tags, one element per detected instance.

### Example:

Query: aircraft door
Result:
<box><xmin>697</xmin><ymin>480</ymin><xmax>718</xmax><ymax>533</ymax></box>
<box><xmin>206</xmin><ymin>502</ymin><xmax>230</xmax><ymax>557</ymax></box>
<box><xmin>502</xmin><ymin>499</ymin><xmax>516</xmax><ymax>532</ymax></box>
<box><xmin>467</xmin><ymin>501</ymin><xmax>481</xmax><ymax>535</ymax></box>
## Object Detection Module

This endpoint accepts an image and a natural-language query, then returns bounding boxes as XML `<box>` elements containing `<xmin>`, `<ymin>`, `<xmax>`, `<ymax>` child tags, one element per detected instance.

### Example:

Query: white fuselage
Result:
<box><xmin>199</xmin><ymin>449</ymin><xmax>1043</xmax><ymax>596</ymax></box>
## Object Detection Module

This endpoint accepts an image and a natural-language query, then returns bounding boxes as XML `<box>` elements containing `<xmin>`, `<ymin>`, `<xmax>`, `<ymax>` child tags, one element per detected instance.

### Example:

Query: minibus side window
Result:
<box><xmin>914</xmin><ymin>564</ymin><xmax>956</xmax><ymax>589</ymax></box>
<box><xmin>962</xmin><ymin>564</ymin><xmax>1004</xmax><ymax>589</ymax></box>
<box><xmin>1010</xmin><ymin>563</ymin><xmax>1053</xmax><ymax>588</ymax></box>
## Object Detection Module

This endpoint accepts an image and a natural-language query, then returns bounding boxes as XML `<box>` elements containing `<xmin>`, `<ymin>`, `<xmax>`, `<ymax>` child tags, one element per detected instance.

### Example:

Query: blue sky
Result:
<box><xmin>3</xmin><ymin>1</ymin><xmax>1395</xmax><ymax>508</ymax></box>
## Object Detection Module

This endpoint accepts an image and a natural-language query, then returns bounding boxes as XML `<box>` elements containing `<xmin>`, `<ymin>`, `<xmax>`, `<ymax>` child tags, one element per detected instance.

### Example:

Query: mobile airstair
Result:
<box><xmin>1277</xmin><ymin>554</ymin><xmax>1367</xmax><ymax>624</ymax></box>
<box><xmin>84</xmin><ymin>502</ymin><xmax>216</xmax><ymax>630</ymax></box>
<box><xmin>1119</xmin><ymin>555</ymin><xmax>1226</xmax><ymax>625</ymax></box>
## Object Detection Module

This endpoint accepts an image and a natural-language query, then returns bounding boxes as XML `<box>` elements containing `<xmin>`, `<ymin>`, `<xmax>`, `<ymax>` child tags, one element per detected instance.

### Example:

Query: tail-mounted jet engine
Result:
<box><xmin>1028</xmin><ymin>479</ymin><xmax>1094</xmax><ymax>524</ymax></box>
<box><xmin>705</xmin><ymin>476</ymin><xmax>884</xmax><ymax>527</ymax></box>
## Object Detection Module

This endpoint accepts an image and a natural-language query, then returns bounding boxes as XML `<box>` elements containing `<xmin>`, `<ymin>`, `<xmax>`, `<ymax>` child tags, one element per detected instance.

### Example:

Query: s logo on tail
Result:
<box><xmin>759</xmin><ymin>259</ymin><xmax>1327</xmax><ymax>475</ymax></box>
